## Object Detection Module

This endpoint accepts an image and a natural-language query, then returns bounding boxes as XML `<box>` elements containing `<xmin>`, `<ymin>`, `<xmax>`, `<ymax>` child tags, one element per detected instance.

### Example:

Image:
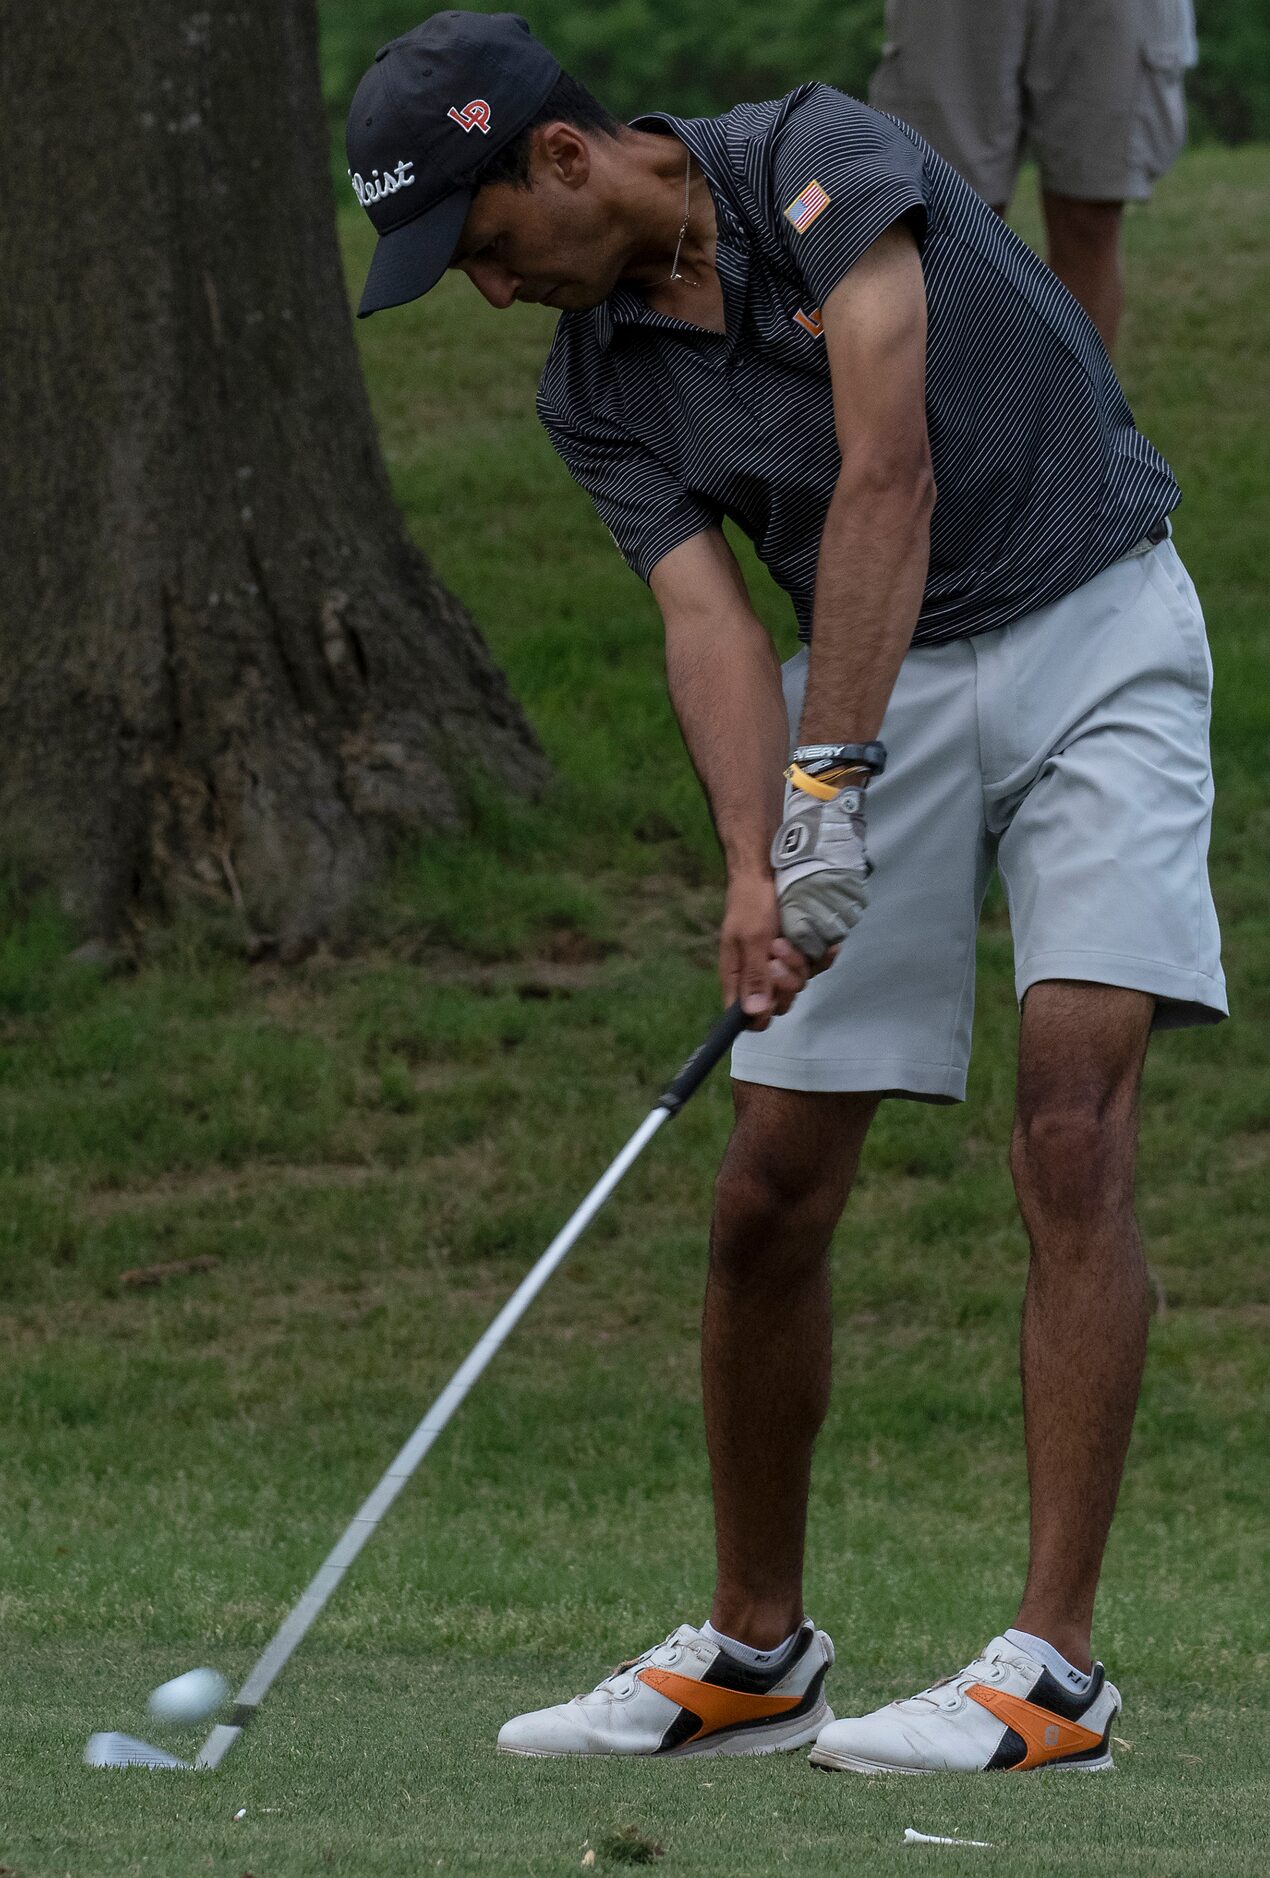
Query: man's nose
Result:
<box><xmin>466</xmin><ymin>260</ymin><xmax>523</xmax><ymax>310</ymax></box>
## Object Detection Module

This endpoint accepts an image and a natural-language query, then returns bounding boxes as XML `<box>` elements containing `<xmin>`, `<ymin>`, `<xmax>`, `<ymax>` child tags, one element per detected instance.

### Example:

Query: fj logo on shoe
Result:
<box><xmin>349</xmin><ymin>159</ymin><xmax>416</xmax><ymax>206</ymax></box>
<box><xmin>793</xmin><ymin>307</ymin><xmax>824</xmax><ymax>338</ymax></box>
<box><xmin>448</xmin><ymin>98</ymin><xmax>492</xmax><ymax>134</ymax></box>
<box><xmin>784</xmin><ymin>180</ymin><xmax>831</xmax><ymax>233</ymax></box>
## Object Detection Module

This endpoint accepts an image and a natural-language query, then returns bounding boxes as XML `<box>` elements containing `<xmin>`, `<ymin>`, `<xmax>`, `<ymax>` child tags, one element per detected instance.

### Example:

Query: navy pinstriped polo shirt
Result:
<box><xmin>536</xmin><ymin>84</ymin><xmax>1179</xmax><ymax>646</ymax></box>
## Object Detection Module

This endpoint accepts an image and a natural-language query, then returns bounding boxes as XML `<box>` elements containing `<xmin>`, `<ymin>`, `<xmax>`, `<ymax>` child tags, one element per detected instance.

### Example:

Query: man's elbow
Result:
<box><xmin>906</xmin><ymin>456</ymin><xmax>937</xmax><ymax>523</ymax></box>
<box><xmin>915</xmin><ymin>443</ymin><xmax>937</xmax><ymax>515</ymax></box>
<box><xmin>835</xmin><ymin>444</ymin><xmax>936</xmax><ymax>525</ymax></box>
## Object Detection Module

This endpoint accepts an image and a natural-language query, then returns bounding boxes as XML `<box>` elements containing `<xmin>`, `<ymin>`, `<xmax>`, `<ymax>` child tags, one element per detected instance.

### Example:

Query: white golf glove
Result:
<box><xmin>770</xmin><ymin>778</ymin><xmax>871</xmax><ymax>963</ymax></box>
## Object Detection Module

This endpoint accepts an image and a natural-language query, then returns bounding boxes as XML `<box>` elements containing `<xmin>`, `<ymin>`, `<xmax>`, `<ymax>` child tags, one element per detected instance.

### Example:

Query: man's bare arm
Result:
<box><xmin>797</xmin><ymin>222</ymin><xmax>935</xmax><ymax>747</ymax></box>
<box><xmin>652</xmin><ymin>529</ymin><xmax>786</xmax><ymax>875</ymax></box>
<box><xmin>651</xmin><ymin>529</ymin><xmax>814</xmax><ymax>1022</ymax></box>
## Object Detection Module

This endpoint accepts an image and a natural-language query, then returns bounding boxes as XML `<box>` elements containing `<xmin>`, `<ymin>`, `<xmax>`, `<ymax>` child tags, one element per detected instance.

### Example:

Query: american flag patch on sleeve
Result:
<box><xmin>784</xmin><ymin>179</ymin><xmax>832</xmax><ymax>234</ymax></box>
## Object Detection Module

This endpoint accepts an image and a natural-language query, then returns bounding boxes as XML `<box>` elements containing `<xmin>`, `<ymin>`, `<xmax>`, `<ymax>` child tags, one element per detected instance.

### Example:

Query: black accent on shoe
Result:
<box><xmin>1051</xmin><ymin>1717</ymin><xmax>1114</xmax><ymax>1766</ymax></box>
<box><xmin>986</xmin><ymin>1712</ymin><xmax>1114</xmax><ymax>1773</ymax></box>
<box><xmin>700</xmin><ymin>1623</ymin><xmax>814</xmax><ymax>1694</ymax></box>
<box><xmin>987</xmin><ymin>1725</ymin><xmax>1029</xmax><ymax>1770</ymax></box>
<box><xmin>656</xmin><ymin>1704</ymin><xmax>703</xmax><ymax>1753</ymax></box>
<box><xmin>655</xmin><ymin>1658</ymin><xmax>828</xmax><ymax>1755</ymax></box>
<box><xmin>1027</xmin><ymin>1663</ymin><xmax>1105</xmax><ymax>1721</ymax></box>
<box><xmin>750</xmin><ymin>1660</ymin><xmax>827</xmax><ymax>1728</ymax></box>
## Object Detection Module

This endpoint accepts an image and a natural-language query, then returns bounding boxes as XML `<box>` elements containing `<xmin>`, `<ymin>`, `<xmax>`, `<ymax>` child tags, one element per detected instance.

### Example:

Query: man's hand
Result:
<box><xmin>721</xmin><ymin>870</ymin><xmax>837</xmax><ymax>1030</ymax></box>
<box><xmin>770</xmin><ymin>780</ymin><xmax>870</xmax><ymax>961</ymax></box>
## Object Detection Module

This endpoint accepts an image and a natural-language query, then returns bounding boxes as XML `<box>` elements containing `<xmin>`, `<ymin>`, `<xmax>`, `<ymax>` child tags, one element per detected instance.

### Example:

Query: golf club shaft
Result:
<box><xmin>195</xmin><ymin>1000</ymin><xmax>746</xmax><ymax>1770</ymax></box>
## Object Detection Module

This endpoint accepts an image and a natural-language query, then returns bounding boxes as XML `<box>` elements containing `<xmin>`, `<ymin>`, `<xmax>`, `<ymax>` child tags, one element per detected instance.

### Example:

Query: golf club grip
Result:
<box><xmin>658</xmin><ymin>1001</ymin><xmax>747</xmax><ymax>1115</ymax></box>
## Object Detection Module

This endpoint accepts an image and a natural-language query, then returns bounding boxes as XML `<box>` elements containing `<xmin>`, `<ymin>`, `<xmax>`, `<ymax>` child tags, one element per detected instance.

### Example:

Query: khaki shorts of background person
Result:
<box><xmin>870</xmin><ymin>0</ymin><xmax>1198</xmax><ymax>352</ymax></box>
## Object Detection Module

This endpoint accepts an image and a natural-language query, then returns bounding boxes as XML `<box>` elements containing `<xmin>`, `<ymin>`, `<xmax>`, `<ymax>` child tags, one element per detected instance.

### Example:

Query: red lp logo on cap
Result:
<box><xmin>448</xmin><ymin>98</ymin><xmax>492</xmax><ymax>134</ymax></box>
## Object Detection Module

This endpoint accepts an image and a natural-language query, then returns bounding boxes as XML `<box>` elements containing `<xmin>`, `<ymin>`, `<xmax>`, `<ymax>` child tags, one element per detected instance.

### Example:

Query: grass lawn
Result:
<box><xmin>3</xmin><ymin>148</ymin><xmax>1269</xmax><ymax>1876</ymax></box>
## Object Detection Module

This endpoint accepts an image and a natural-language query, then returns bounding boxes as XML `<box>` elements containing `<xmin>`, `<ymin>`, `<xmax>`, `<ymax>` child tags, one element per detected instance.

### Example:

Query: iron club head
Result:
<box><xmin>84</xmin><ymin>1731</ymin><xmax>192</xmax><ymax>1770</ymax></box>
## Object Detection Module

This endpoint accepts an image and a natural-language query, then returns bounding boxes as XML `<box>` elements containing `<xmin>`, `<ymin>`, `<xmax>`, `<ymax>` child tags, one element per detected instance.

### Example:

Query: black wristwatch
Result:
<box><xmin>791</xmin><ymin>741</ymin><xmax>887</xmax><ymax>779</ymax></box>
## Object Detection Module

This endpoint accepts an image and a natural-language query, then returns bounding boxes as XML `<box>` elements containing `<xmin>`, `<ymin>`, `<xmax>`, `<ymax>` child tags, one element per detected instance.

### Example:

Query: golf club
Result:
<box><xmin>85</xmin><ymin>999</ymin><xmax>748</xmax><ymax>1772</ymax></box>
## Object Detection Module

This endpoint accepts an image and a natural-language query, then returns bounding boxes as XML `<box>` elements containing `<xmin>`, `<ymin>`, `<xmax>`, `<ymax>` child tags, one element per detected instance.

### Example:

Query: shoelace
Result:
<box><xmin>905</xmin><ymin>1647</ymin><xmax>1010</xmax><ymax>1712</ymax></box>
<box><xmin>592</xmin><ymin>1632</ymin><xmax>688</xmax><ymax>1700</ymax></box>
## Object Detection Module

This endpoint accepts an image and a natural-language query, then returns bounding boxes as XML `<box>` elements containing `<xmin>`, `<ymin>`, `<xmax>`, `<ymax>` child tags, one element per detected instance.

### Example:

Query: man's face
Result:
<box><xmin>448</xmin><ymin>130</ymin><xmax>628</xmax><ymax>312</ymax></box>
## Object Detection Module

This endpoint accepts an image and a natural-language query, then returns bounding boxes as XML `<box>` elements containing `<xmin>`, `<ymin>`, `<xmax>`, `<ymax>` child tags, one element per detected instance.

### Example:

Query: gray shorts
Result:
<box><xmin>732</xmin><ymin>540</ymin><xmax>1227</xmax><ymax>1101</ymax></box>
<box><xmin>869</xmin><ymin>0</ymin><xmax>1197</xmax><ymax>205</ymax></box>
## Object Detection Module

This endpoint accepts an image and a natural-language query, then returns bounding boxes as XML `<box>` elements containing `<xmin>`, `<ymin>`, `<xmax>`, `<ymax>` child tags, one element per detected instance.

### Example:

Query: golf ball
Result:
<box><xmin>147</xmin><ymin>1666</ymin><xmax>229</xmax><ymax>1725</ymax></box>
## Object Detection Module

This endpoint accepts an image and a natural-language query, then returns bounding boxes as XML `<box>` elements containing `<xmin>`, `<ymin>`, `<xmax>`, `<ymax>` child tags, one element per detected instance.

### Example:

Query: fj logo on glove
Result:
<box><xmin>774</xmin><ymin>818</ymin><xmax>816</xmax><ymax>865</ymax></box>
<box><xmin>770</xmin><ymin>776</ymin><xmax>871</xmax><ymax>960</ymax></box>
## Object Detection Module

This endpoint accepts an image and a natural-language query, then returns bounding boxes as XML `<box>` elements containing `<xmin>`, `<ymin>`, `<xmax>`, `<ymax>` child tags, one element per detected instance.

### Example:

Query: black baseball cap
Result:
<box><xmin>346</xmin><ymin>12</ymin><xmax>561</xmax><ymax>317</ymax></box>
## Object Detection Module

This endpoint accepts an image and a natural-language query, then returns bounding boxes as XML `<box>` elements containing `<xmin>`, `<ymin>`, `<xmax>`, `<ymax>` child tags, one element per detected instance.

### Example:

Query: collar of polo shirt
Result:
<box><xmin>595</xmin><ymin>116</ymin><xmax>752</xmax><ymax>350</ymax></box>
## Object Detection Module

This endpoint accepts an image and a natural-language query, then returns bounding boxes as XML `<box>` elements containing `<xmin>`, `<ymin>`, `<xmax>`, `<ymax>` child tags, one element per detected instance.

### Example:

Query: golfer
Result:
<box><xmin>347</xmin><ymin>14</ymin><xmax>1226</xmax><ymax>1774</ymax></box>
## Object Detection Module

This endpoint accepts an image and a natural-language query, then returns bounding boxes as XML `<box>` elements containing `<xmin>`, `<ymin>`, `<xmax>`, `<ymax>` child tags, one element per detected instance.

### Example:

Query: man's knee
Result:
<box><xmin>1043</xmin><ymin>192</ymin><xmax>1123</xmax><ymax>259</ymax></box>
<box><xmin>1010</xmin><ymin>1098</ymin><xmax>1135</xmax><ymax>1237</ymax></box>
<box><xmin>713</xmin><ymin>1148</ymin><xmax>841</xmax><ymax>1237</ymax></box>
<box><xmin>1013</xmin><ymin>984</ymin><xmax>1152</xmax><ymax>1236</ymax></box>
<box><xmin>709</xmin><ymin>1085</ymin><xmax>874</xmax><ymax>1288</ymax></box>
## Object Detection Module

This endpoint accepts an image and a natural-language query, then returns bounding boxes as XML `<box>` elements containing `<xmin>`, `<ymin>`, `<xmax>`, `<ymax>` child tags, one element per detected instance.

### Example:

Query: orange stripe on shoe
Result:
<box><xmin>966</xmin><ymin>1684</ymin><xmax>1104</xmax><ymax>1770</ymax></box>
<box><xmin>637</xmin><ymin>1668</ymin><xmax>802</xmax><ymax>1744</ymax></box>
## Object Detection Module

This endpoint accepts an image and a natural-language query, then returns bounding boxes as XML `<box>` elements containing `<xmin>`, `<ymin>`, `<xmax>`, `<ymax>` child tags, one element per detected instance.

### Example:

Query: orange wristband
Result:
<box><xmin>785</xmin><ymin>762</ymin><xmax>841</xmax><ymax>801</ymax></box>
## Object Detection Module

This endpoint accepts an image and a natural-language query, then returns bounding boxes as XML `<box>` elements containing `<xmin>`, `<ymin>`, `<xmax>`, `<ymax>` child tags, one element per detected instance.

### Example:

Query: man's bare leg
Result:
<box><xmin>1042</xmin><ymin>193</ymin><xmax>1126</xmax><ymax>356</ymax></box>
<box><xmin>1011</xmin><ymin>981</ymin><xmax>1154</xmax><ymax>1670</ymax></box>
<box><xmin>704</xmin><ymin>1081</ymin><xmax>879</xmax><ymax>1648</ymax></box>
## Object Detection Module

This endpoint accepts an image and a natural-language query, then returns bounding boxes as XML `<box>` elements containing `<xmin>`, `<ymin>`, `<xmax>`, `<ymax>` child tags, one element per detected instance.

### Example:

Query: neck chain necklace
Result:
<box><xmin>667</xmin><ymin>156</ymin><xmax>698</xmax><ymax>286</ymax></box>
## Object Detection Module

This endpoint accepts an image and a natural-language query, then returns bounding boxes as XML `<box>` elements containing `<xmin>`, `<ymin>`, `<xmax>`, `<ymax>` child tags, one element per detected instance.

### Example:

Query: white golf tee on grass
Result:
<box><xmin>903</xmin><ymin>1827</ymin><xmax>994</xmax><ymax>1847</ymax></box>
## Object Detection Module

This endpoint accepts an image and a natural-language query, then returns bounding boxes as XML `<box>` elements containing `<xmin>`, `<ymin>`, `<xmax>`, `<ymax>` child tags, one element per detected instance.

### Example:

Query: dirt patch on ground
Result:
<box><xmin>1225</xmin><ymin>1130</ymin><xmax>1270</xmax><ymax>1173</ymax></box>
<box><xmin>77</xmin><ymin>1161</ymin><xmax>387</xmax><ymax>1221</ymax></box>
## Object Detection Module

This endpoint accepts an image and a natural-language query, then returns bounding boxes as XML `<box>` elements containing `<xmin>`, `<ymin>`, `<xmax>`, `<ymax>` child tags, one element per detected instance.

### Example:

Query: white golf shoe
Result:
<box><xmin>810</xmin><ymin>1634</ymin><xmax>1119</xmax><ymax>1775</ymax></box>
<box><xmin>498</xmin><ymin>1620</ymin><xmax>835</xmax><ymax>1758</ymax></box>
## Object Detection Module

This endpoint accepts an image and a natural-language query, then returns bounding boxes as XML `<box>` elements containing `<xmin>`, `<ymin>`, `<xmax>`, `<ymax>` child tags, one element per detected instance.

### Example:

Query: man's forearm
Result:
<box><xmin>797</xmin><ymin>471</ymin><xmax>934</xmax><ymax>746</ymax></box>
<box><xmin>666</xmin><ymin>611</ymin><xmax>789</xmax><ymax>876</ymax></box>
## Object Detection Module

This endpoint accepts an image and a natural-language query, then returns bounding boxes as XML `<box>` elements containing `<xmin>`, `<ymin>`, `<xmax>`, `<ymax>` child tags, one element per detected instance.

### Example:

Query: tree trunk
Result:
<box><xmin>0</xmin><ymin>1</ymin><xmax>547</xmax><ymax>955</ymax></box>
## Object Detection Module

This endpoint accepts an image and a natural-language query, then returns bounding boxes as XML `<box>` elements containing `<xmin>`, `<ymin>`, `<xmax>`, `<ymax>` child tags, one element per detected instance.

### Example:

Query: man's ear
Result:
<box><xmin>536</xmin><ymin>121</ymin><xmax>591</xmax><ymax>190</ymax></box>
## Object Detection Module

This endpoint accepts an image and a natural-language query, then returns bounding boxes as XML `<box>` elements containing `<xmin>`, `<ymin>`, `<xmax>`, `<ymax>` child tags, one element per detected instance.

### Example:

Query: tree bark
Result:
<box><xmin>0</xmin><ymin>0</ymin><xmax>547</xmax><ymax>955</ymax></box>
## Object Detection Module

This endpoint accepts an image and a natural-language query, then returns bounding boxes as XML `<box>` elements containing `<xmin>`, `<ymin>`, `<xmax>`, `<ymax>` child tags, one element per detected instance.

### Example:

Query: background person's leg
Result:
<box><xmin>705</xmin><ymin>1081</ymin><xmax>878</xmax><ymax>1648</ymax></box>
<box><xmin>1041</xmin><ymin>192</ymin><xmax>1125</xmax><ymax>354</ymax></box>
<box><xmin>868</xmin><ymin>0</ymin><xmax>1027</xmax><ymax>209</ymax></box>
<box><xmin>1009</xmin><ymin>980</ymin><xmax>1154</xmax><ymax>1671</ymax></box>
<box><xmin>1028</xmin><ymin>0</ymin><xmax>1193</xmax><ymax>354</ymax></box>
